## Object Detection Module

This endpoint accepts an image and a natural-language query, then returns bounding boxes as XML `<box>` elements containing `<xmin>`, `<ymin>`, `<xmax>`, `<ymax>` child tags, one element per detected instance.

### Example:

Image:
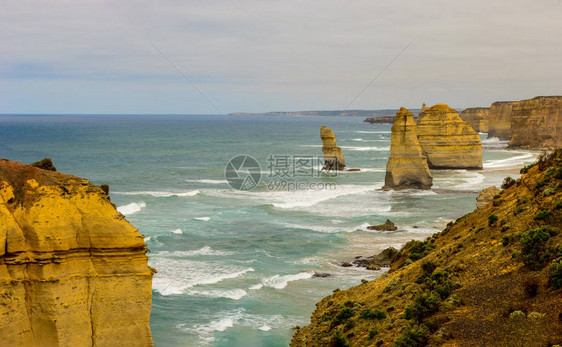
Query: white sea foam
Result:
<box><xmin>355</xmin><ymin>130</ymin><xmax>390</xmax><ymax>134</ymax></box>
<box><xmin>352</xmin><ymin>168</ymin><xmax>386</xmax><ymax>172</ymax></box>
<box><xmin>264</xmin><ymin>184</ymin><xmax>380</xmax><ymax>209</ymax></box>
<box><xmin>144</xmin><ymin>236</ymin><xmax>151</xmax><ymax>242</ymax></box>
<box><xmin>340</xmin><ymin>146</ymin><xmax>388</xmax><ymax>151</ymax></box>
<box><xmin>483</xmin><ymin>153</ymin><xmax>534</xmax><ymax>169</ymax></box>
<box><xmin>350</xmin><ymin>138</ymin><xmax>386</xmax><ymax>142</ymax></box>
<box><xmin>193</xmin><ymin>216</ymin><xmax>211</xmax><ymax>221</ymax></box>
<box><xmin>171</xmin><ymin>228</ymin><xmax>183</xmax><ymax>234</ymax></box>
<box><xmin>481</xmin><ymin>137</ymin><xmax>509</xmax><ymax>149</ymax></box>
<box><xmin>455</xmin><ymin>172</ymin><xmax>485</xmax><ymax>189</ymax></box>
<box><xmin>187</xmin><ymin>288</ymin><xmax>248</xmax><ymax>300</ymax></box>
<box><xmin>113</xmin><ymin>190</ymin><xmax>200</xmax><ymax>197</ymax></box>
<box><xmin>151</xmin><ymin>255</ymin><xmax>254</xmax><ymax>296</ymax></box>
<box><xmin>117</xmin><ymin>201</ymin><xmax>146</xmax><ymax>215</ymax></box>
<box><xmin>157</xmin><ymin>246</ymin><xmax>234</xmax><ymax>257</ymax></box>
<box><xmin>259</xmin><ymin>325</ymin><xmax>271</xmax><ymax>331</ymax></box>
<box><xmin>185</xmin><ymin>179</ymin><xmax>226</xmax><ymax>184</ymax></box>
<box><xmin>257</xmin><ymin>272</ymin><xmax>314</xmax><ymax>289</ymax></box>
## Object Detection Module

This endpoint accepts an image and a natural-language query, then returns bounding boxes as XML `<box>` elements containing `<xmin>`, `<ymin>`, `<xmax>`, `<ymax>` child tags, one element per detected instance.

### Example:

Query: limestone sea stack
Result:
<box><xmin>320</xmin><ymin>126</ymin><xmax>346</xmax><ymax>170</ymax></box>
<box><xmin>383</xmin><ymin>107</ymin><xmax>432</xmax><ymax>190</ymax></box>
<box><xmin>417</xmin><ymin>104</ymin><xmax>483</xmax><ymax>169</ymax></box>
<box><xmin>508</xmin><ymin>96</ymin><xmax>562</xmax><ymax>150</ymax></box>
<box><xmin>460</xmin><ymin>107</ymin><xmax>489</xmax><ymax>133</ymax></box>
<box><xmin>0</xmin><ymin>160</ymin><xmax>154</xmax><ymax>346</ymax></box>
<box><xmin>487</xmin><ymin>101</ymin><xmax>515</xmax><ymax>140</ymax></box>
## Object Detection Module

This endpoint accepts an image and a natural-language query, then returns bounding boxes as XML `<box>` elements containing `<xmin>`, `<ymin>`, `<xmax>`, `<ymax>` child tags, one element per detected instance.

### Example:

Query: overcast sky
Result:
<box><xmin>1</xmin><ymin>0</ymin><xmax>561</xmax><ymax>114</ymax></box>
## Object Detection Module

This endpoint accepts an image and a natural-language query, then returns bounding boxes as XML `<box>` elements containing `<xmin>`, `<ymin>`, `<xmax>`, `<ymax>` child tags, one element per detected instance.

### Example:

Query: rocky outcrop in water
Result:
<box><xmin>508</xmin><ymin>96</ymin><xmax>562</xmax><ymax>149</ymax></box>
<box><xmin>383</xmin><ymin>107</ymin><xmax>432</xmax><ymax>190</ymax></box>
<box><xmin>367</xmin><ymin>219</ymin><xmax>398</xmax><ymax>231</ymax></box>
<box><xmin>362</xmin><ymin>116</ymin><xmax>394</xmax><ymax>124</ymax></box>
<box><xmin>476</xmin><ymin>186</ymin><xmax>501</xmax><ymax>209</ymax></box>
<box><xmin>0</xmin><ymin>159</ymin><xmax>154</xmax><ymax>346</ymax></box>
<box><xmin>320</xmin><ymin>126</ymin><xmax>346</xmax><ymax>171</ymax></box>
<box><xmin>31</xmin><ymin>158</ymin><xmax>57</xmax><ymax>171</ymax></box>
<box><xmin>460</xmin><ymin>107</ymin><xmax>489</xmax><ymax>133</ymax></box>
<box><xmin>417</xmin><ymin>104</ymin><xmax>483</xmax><ymax>169</ymax></box>
<box><xmin>488</xmin><ymin>101</ymin><xmax>515</xmax><ymax>140</ymax></box>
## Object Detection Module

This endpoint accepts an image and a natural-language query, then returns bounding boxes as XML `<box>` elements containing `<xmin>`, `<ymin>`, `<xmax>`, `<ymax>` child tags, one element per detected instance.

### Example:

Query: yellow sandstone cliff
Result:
<box><xmin>417</xmin><ymin>104</ymin><xmax>483</xmax><ymax>169</ymax></box>
<box><xmin>0</xmin><ymin>160</ymin><xmax>154</xmax><ymax>346</ymax></box>
<box><xmin>320</xmin><ymin>126</ymin><xmax>346</xmax><ymax>171</ymax></box>
<box><xmin>383</xmin><ymin>108</ymin><xmax>432</xmax><ymax>190</ymax></box>
<box><xmin>508</xmin><ymin>96</ymin><xmax>562</xmax><ymax>150</ymax></box>
<box><xmin>460</xmin><ymin>107</ymin><xmax>489</xmax><ymax>133</ymax></box>
<box><xmin>487</xmin><ymin>101</ymin><xmax>515</xmax><ymax>140</ymax></box>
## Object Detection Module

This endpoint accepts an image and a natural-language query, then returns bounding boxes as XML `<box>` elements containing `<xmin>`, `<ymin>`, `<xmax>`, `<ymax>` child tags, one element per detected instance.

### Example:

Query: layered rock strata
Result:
<box><xmin>0</xmin><ymin>159</ymin><xmax>154</xmax><ymax>346</ymax></box>
<box><xmin>320</xmin><ymin>126</ymin><xmax>346</xmax><ymax>170</ymax></box>
<box><xmin>460</xmin><ymin>107</ymin><xmax>489</xmax><ymax>133</ymax></box>
<box><xmin>508</xmin><ymin>96</ymin><xmax>562</xmax><ymax>149</ymax></box>
<box><xmin>487</xmin><ymin>101</ymin><xmax>515</xmax><ymax>140</ymax></box>
<box><xmin>417</xmin><ymin>104</ymin><xmax>483</xmax><ymax>169</ymax></box>
<box><xmin>383</xmin><ymin>108</ymin><xmax>432</xmax><ymax>190</ymax></box>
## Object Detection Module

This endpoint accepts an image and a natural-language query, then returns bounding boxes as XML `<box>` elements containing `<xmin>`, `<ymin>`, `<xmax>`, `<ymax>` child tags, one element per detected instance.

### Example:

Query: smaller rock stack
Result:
<box><xmin>460</xmin><ymin>107</ymin><xmax>489</xmax><ymax>133</ymax></box>
<box><xmin>320</xmin><ymin>126</ymin><xmax>346</xmax><ymax>171</ymax></box>
<box><xmin>383</xmin><ymin>107</ymin><xmax>433</xmax><ymax>190</ymax></box>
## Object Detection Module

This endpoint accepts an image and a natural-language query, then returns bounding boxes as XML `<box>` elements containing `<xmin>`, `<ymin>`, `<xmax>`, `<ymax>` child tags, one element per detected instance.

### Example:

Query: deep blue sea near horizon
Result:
<box><xmin>0</xmin><ymin>114</ymin><xmax>538</xmax><ymax>346</ymax></box>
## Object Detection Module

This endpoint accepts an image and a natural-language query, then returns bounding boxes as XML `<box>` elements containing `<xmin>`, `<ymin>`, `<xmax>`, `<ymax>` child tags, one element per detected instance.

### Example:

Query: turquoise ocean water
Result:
<box><xmin>0</xmin><ymin>114</ymin><xmax>538</xmax><ymax>346</ymax></box>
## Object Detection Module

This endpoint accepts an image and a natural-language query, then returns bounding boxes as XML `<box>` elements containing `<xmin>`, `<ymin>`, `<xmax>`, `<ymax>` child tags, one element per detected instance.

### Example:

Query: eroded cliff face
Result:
<box><xmin>0</xmin><ymin>160</ymin><xmax>154</xmax><ymax>346</ymax></box>
<box><xmin>460</xmin><ymin>107</ymin><xmax>489</xmax><ymax>133</ymax></box>
<box><xmin>417</xmin><ymin>104</ymin><xmax>483</xmax><ymax>169</ymax></box>
<box><xmin>320</xmin><ymin>126</ymin><xmax>346</xmax><ymax>171</ymax></box>
<box><xmin>508</xmin><ymin>96</ymin><xmax>562</xmax><ymax>150</ymax></box>
<box><xmin>488</xmin><ymin>101</ymin><xmax>514</xmax><ymax>140</ymax></box>
<box><xmin>383</xmin><ymin>108</ymin><xmax>432</xmax><ymax>190</ymax></box>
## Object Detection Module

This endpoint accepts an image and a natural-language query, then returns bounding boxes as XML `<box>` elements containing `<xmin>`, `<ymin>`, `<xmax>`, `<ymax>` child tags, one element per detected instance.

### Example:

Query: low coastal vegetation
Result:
<box><xmin>292</xmin><ymin>150</ymin><xmax>562</xmax><ymax>346</ymax></box>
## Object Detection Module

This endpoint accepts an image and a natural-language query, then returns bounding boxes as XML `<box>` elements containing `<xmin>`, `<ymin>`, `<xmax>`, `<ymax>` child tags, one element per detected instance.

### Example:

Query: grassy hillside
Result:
<box><xmin>292</xmin><ymin>150</ymin><xmax>562</xmax><ymax>347</ymax></box>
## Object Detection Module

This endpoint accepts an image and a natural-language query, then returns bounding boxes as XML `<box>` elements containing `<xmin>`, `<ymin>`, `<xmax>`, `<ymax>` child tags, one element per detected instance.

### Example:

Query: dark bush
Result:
<box><xmin>524</xmin><ymin>279</ymin><xmax>539</xmax><ymax>297</ymax></box>
<box><xmin>369</xmin><ymin>328</ymin><xmax>378</xmax><ymax>339</ymax></box>
<box><xmin>404</xmin><ymin>292</ymin><xmax>440</xmax><ymax>322</ymax></box>
<box><xmin>514</xmin><ymin>207</ymin><xmax>525</xmax><ymax>215</ymax></box>
<box><xmin>550</xmin><ymin>261</ymin><xmax>562</xmax><ymax>290</ymax></box>
<box><xmin>534</xmin><ymin>210</ymin><xmax>552</xmax><ymax>221</ymax></box>
<box><xmin>407</xmin><ymin>240</ymin><xmax>436</xmax><ymax>261</ymax></box>
<box><xmin>393</xmin><ymin>324</ymin><xmax>430</xmax><ymax>347</ymax></box>
<box><xmin>360</xmin><ymin>308</ymin><xmax>387</xmax><ymax>320</ymax></box>
<box><xmin>519</xmin><ymin>226</ymin><xmax>553</xmax><ymax>269</ymax></box>
<box><xmin>501</xmin><ymin>176</ymin><xmax>516</xmax><ymax>190</ymax></box>
<box><xmin>488</xmin><ymin>214</ymin><xmax>498</xmax><ymax>226</ymax></box>
<box><xmin>421</xmin><ymin>261</ymin><xmax>437</xmax><ymax>274</ymax></box>
<box><xmin>332</xmin><ymin>331</ymin><xmax>350</xmax><ymax>347</ymax></box>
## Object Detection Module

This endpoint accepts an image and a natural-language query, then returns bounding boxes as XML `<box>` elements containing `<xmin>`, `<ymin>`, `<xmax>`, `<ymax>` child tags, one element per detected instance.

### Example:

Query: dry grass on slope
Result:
<box><xmin>292</xmin><ymin>150</ymin><xmax>562</xmax><ymax>347</ymax></box>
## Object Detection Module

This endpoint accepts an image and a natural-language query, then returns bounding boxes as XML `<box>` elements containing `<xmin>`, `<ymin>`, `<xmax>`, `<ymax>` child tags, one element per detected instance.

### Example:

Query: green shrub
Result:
<box><xmin>493</xmin><ymin>199</ymin><xmax>505</xmax><ymax>206</ymax></box>
<box><xmin>393</xmin><ymin>324</ymin><xmax>430</xmax><ymax>347</ymax></box>
<box><xmin>534</xmin><ymin>210</ymin><xmax>552</xmax><ymax>221</ymax></box>
<box><xmin>488</xmin><ymin>214</ymin><xmax>498</xmax><ymax>226</ymax></box>
<box><xmin>545</xmin><ymin>167</ymin><xmax>556</xmax><ymax>178</ymax></box>
<box><xmin>421</xmin><ymin>261</ymin><xmax>437</xmax><ymax>274</ymax></box>
<box><xmin>501</xmin><ymin>176</ymin><xmax>516</xmax><ymax>190</ymax></box>
<box><xmin>334</xmin><ymin>307</ymin><xmax>355</xmax><ymax>325</ymax></box>
<box><xmin>502</xmin><ymin>235</ymin><xmax>511</xmax><ymax>246</ymax></box>
<box><xmin>407</xmin><ymin>240</ymin><xmax>436</xmax><ymax>261</ymax></box>
<box><xmin>404</xmin><ymin>292</ymin><xmax>440</xmax><ymax>322</ymax></box>
<box><xmin>555</xmin><ymin>167</ymin><xmax>562</xmax><ymax>180</ymax></box>
<box><xmin>501</xmin><ymin>225</ymin><xmax>511</xmax><ymax>232</ymax></box>
<box><xmin>360</xmin><ymin>308</ymin><xmax>387</xmax><ymax>320</ymax></box>
<box><xmin>535</xmin><ymin>178</ymin><xmax>550</xmax><ymax>189</ymax></box>
<box><xmin>520</xmin><ymin>164</ymin><xmax>534</xmax><ymax>174</ymax></box>
<box><xmin>556</xmin><ymin>201</ymin><xmax>562</xmax><ymax>210</ymax></box>
<box><xmin>332</xmin><ymin>331</ymin><xmax>350</xmax><ymax>347</ymax></box>
<box><xmin>549</xmin><ymin>261</ymin><xmax>562</xmax><ymax>290</ymax></box>
<box><xmin>544</xmin><ymin>188</ymin><xmax>557</xmax><ymax>197</ymax></box>
<box><xmin>368</xmin><ymin>328</ymin><xmax>378</xmax><ymax>339</ymax></box>
<box><xmin>514</xmin><ymin>207</ymin><xmax>525</xmax><ymax>215</ymax></box>
<box><xmin>519</xmin><ymin>226</ymin><xmax>554</xmax><ymax>269</ymax></box>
